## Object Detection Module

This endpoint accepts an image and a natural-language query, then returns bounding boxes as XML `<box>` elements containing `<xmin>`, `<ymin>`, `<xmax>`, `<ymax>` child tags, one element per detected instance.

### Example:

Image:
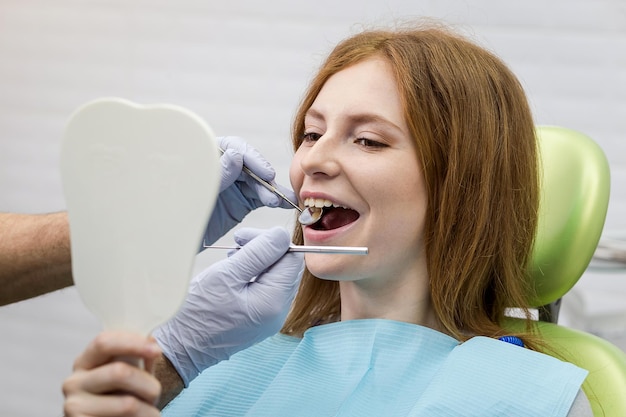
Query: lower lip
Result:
<box><xmin>302</xmin><ymin>218</ymin><xmax>359</xmax><ymax>244</ymax></box>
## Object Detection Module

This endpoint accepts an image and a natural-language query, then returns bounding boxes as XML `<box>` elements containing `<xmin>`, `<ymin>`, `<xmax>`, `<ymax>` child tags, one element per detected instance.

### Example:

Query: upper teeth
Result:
<box><xmin>303</xmin><ymin>197</ymin><xmax>348</xmax><ymax>209</ymax></box>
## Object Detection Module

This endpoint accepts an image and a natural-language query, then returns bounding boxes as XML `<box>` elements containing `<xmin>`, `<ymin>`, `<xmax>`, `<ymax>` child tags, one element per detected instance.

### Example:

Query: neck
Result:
<box><xmin>339</xmin><ymin>270</ymin><xmax>439</xmax><ymax>329</ymax></box>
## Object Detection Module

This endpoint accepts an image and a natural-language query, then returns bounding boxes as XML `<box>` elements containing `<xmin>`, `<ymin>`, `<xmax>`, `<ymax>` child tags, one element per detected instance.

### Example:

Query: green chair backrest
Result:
<box><xmin>530</xmin><ymin>126</ymin><xmax>610</xmax><ymax>307</ymax></box>
<box><xmin>516</xmin><ymin>126</ymin><xmax>626</xmax><ymax>417</ymax></box>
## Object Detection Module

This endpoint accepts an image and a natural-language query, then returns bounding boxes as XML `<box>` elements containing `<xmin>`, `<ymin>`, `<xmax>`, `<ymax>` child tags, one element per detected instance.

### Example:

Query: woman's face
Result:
<box><xmin>290</xmin><ymin>57</ymin><xmax>429</xmax><ymax>286</ymax></box>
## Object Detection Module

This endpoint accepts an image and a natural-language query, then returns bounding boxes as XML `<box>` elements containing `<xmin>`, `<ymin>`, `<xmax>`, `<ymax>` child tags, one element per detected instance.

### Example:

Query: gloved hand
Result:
<box><xmin>203</xmin><ymin>136</ymin><xmax>297</xmax><ymax>246</ymax></box>
<box><xmin>153</xmin><ymin>226</ymin><xmax>304</xmax><ymax>386</ymax></box>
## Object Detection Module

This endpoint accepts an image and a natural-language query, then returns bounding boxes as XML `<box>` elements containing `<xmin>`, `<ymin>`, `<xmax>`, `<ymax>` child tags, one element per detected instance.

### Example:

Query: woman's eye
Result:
<box><xmin>302</xmin><ymin>132</ymin><xmax>322</xmax><ymax>142</ymax></box>
<box><xmin>355</xmin><ymin>138</ymin><xmax>386</xmax><ymax>148</ymax></box>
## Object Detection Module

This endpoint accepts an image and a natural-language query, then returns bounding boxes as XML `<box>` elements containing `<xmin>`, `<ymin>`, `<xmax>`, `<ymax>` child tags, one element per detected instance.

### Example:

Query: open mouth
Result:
<box><xmin>303</xmin><ymin>198</ymin><xmax>360</xmax><ymax>231</ymax></box>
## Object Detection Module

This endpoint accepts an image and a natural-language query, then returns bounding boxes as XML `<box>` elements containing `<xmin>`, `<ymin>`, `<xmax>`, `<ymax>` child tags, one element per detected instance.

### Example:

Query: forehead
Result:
<box><xmin>308</xmin><ymin>57</ymin><xmax>404</xmax><ymax>124</ymax></box>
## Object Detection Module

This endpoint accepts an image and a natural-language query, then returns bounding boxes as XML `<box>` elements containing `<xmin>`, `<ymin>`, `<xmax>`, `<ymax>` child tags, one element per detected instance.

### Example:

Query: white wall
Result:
<box><xmin>0</xmin><ymin>1</ymin><xmax>625</xmax><ymax>415</ymax></box>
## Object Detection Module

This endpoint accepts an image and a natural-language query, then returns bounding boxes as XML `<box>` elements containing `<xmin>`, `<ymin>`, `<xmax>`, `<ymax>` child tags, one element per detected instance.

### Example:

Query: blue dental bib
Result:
<box><xmin>163</xmin><ymin>319</ymin><xmax>586</xmax><ymax>416</ymax></box>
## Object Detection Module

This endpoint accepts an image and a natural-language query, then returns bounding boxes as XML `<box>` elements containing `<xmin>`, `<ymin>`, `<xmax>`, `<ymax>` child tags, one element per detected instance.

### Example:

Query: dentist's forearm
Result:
<box><xmin>154</xmin><ymin>354</ymin><xmax>185</xmax><ymax>410</ymax></box>
<box><xmin>0</xmin><ymin>212</ymin><xmax>73</xmax><ymax>305</ymax></box>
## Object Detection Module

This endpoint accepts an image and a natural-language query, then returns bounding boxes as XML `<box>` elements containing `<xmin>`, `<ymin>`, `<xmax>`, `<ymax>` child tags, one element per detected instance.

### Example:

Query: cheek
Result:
<box><xmin>368</xmin><ymin>164</ymin><xmax>426</xmax><ymax>209</ymax></box>
<box><xmin>366</xmin><ymin>165</ymin><xmax>427</xmax><ymax>238</ymax></box>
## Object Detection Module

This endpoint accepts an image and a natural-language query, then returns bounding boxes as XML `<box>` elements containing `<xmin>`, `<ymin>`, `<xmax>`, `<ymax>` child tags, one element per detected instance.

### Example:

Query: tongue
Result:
<box><xmin>313</xmin><ymin>207</ymin><xmax>359</xmax><ymax>230</ymax></box>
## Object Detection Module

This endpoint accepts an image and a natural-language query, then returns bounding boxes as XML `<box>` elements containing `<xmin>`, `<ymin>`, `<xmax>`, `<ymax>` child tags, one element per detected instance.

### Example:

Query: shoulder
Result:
<box><xmin>451</xmin><ymin>336</ymin><xmax>588</xmax><ymax>386</ymax></box>
<box><xmin>415</xmin><ymin>336</ymin><xmax>588</xmax><ymax>416</ymax></box>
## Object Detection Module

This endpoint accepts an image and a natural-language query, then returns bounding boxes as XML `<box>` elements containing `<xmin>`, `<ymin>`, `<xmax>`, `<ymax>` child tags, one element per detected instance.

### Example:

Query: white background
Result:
<box><xmin>0</xmin><ymin>1</ymin><xmax>625</xmax><ymax>415</ymax></box>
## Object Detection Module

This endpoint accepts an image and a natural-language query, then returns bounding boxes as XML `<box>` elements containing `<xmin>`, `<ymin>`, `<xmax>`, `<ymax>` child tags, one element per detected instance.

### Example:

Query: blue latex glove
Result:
<box><xmin>203</xmin><ymin>136</ymin><xmax>297</xmax><ymax>246</ymax></box>
<box><xmin>153</xmin><ymin>226</ymin><xmax>304</xmax><ymax>386</ymax></box>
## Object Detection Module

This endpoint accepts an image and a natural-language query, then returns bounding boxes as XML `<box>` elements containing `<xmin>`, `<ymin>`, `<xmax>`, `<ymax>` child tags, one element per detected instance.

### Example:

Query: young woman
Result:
<box><xmin>62</xmin><ymin>23</ymin><xmax>592</xmax><ymax>417</ymax></box>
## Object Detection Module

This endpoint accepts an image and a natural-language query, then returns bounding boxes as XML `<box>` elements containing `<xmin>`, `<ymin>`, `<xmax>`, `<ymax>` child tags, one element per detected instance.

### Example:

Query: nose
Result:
<box><xmin>298</xmin><ymin>134</ymin><xmax>341</xmax><ymax>179</ymax></box>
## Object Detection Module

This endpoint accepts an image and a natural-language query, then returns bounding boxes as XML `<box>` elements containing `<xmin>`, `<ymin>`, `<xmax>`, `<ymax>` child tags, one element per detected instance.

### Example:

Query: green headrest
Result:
<box><xmin>530</xmin><ymin>126</ymin><xmax>611</xmax><ymax>307</ymax></box>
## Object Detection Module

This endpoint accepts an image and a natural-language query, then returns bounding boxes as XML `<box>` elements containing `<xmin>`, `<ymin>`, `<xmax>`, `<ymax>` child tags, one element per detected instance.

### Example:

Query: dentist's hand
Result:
<box><xmin>153</xmin><ymin>227</ymin><xmax>304</xmax><ymax>386</ymax></box>
<box><xmin>203</xmin><ymin>136</ymin><xmax>297</xmax><ymax>246</ymax></box>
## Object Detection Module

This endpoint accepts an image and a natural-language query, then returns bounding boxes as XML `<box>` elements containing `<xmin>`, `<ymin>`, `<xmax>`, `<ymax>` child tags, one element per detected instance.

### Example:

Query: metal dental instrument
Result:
<box><xmin>218</xmin><ymin>146</ymin><xmax>322</xmax><ymax>225</ymax></box>
<box><xmin>204</xmin><ymin>244</ymin><xmax>368</xmax><ymax>255</ymax></box>
<box><xmin>207</xmin><ymin>148</ymin><xmax>359</xmax><ymax>254</ymax></box>
<box><xmin>299</xmin><ymin>206</ymin><xmax>323</xmax><ymax>225</ymax></box>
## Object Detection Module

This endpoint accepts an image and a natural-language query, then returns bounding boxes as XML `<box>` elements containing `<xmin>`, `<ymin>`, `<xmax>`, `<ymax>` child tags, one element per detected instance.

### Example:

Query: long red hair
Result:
<box><xmin>282</xmin><ymin>23</ymin><xmax>539</xmax><ymax>345</ymax></box>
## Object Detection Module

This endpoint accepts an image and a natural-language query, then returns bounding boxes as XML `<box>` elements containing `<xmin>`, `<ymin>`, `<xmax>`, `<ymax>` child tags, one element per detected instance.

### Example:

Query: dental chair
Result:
<box><xmin>507</xmin><ymin>126</ymin><xmax>626</xmax><ymax>417</ymax></box>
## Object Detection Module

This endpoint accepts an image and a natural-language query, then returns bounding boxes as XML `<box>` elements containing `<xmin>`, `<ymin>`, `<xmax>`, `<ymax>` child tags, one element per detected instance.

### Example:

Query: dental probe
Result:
<box><xmin>204</xmin><ymin>244</ymin><xmax>369</xmax><ymax>255</ymax></box>
<box><xmin>218</xmin><ymin>147</ymin><xmax>302</xmax><ymax>212</ymax></box>
<box><xmin>218</xmin><ymin>146</ymin><xmax>322</xmax><ymax>225</ymax></box>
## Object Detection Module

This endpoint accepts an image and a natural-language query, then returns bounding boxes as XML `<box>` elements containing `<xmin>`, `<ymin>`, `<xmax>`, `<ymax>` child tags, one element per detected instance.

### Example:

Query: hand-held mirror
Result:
<box><xmin>61</xmin><ymin>98</ymin><xmax>220</xmax><ymax>336</ymax></box>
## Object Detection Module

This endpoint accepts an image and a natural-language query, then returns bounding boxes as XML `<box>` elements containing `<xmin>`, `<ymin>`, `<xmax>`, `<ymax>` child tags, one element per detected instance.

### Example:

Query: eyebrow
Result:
<box><xmin>305</xmin><ymin>108</ymin><xmax>406</xmax><ymax>134</ymax></box>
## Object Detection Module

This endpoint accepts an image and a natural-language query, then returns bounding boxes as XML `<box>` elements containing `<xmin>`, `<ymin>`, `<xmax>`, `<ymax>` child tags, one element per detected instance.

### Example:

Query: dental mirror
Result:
<box><xmin>298</xmin><ymin>207</ymin><xmax>323</xmax><ymax>225</ymax></box>
<box><xmin>61</xmin><ymin>98</ymin><xmax>221</xmax><ymax>336</ymax></box>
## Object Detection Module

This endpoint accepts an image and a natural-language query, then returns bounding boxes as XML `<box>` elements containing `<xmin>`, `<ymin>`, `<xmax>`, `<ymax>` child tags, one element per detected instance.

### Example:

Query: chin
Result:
<box><xmin>305</xmin><ymin>255</ymin><xmax>361</xmax><ymax>282</ymax></box>
<box><xmin>314</xmin><ymin>274</ymin><xmax>362</xmax><ymax>282</ymax></box>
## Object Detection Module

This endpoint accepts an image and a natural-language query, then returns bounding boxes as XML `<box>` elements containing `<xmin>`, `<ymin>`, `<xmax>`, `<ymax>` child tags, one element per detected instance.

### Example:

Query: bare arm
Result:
<box><xmin>153</xmin><ymin>353</ymin><xmax>185</xmax><ymax>409</ymax></box>
<box><xmin>0</xmin><ymin>212</ymin><xmax>73</xmax><ymax>305</ymax></box>
<box><xmin>2</xmin><ymin>212</ymin><xmax>189</xmax><ymax>406</ymax></box>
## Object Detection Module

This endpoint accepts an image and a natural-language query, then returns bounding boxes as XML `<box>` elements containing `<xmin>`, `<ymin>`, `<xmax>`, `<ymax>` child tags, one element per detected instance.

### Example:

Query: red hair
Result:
<box><xmin>282</xmin><ymin>23</ymin><xmax>539</xmax><ymax>346</ymax></box>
